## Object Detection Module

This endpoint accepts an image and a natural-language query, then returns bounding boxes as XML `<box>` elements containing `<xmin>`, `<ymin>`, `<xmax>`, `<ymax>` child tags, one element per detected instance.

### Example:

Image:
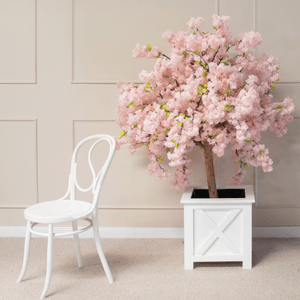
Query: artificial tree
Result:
<box><xmin>116</xmin><ymin>15</ymin><xmax>295</xmax><ymax>198</ymax></box>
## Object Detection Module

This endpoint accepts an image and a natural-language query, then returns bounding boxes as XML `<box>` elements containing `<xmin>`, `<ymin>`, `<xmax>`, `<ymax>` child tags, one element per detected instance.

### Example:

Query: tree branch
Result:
<box><xmin>215</xmin><ymin>120</ymin><xmax>229</xmax><ymax>129</ymax></box>
<box><xmin>161</xmin><ymin>53</ymin><xmax>170</xmax><ymax>60</ymax></box>
<box><xmin>194</xmin><ymin>141</ymin><xmax>205</xmax><ymax>148</ymax></box>
<box><xmin>212</xmin><ymin>46</ymin><xmax>221</xmax><ymax>62</ymax></box>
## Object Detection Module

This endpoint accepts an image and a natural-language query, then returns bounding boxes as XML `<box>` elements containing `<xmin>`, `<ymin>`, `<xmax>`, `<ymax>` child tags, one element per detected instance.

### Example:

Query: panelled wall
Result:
<box><xmin>0</xmin><ymin>0</ymin><xmax>299</xmax><ymax>227</ymax></box>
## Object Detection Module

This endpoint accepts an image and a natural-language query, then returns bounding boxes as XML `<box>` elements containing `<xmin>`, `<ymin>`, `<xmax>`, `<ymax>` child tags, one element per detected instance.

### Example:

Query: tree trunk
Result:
<box><xmin>203</xmin><ymin>143</ymin><xmax>218</xmax><ymax>198</ymax></box>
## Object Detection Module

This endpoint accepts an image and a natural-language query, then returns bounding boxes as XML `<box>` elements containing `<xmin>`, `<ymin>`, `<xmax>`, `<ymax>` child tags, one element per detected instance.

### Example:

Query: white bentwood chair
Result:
<box><xmin>17</xmin><ymin>134</ymin><xmax>116</xmax><ymax>299</ymax></box>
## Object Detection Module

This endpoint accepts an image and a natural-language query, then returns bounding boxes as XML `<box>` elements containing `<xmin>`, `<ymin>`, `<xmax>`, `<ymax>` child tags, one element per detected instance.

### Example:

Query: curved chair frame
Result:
<box><xmin>17</xmin><ymin>134</ymin><xmax>116</xmax><ymax>299</ymax></box>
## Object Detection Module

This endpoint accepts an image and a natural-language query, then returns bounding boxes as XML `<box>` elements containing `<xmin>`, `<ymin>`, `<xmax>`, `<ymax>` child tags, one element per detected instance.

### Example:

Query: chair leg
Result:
<box><xmin>72</xmin><ymin>221</ymin><xmax>83</xmax><ymax>268</ymax></box>
<box><xmin>40</xmin><ymin>224</ymin><xmax>54</xmax><ymax>299</ymax></box>
<box><xmin>92</xmin><ymin>212</ymin><xmax>114</xmax><ymax>283</ymax></box>
<box><xmin>17</xmin><ymin>220</ymin><xmax>32</xmax><ymax>283</ymax></box>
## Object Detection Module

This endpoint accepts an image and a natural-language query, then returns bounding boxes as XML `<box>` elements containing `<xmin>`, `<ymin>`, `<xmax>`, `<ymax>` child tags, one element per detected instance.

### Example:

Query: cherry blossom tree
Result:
<box><xmin>116</xmin><ymin>15</ymin><xmax>295</xmax><ymax>198</ymax></box>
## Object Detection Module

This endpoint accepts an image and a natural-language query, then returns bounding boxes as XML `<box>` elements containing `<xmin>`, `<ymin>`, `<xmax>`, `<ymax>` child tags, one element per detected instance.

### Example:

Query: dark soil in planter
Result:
<box><xmin>191</xmin><ymin>188</ymin><xmax>245</xmax><ymax>199</ymax></box>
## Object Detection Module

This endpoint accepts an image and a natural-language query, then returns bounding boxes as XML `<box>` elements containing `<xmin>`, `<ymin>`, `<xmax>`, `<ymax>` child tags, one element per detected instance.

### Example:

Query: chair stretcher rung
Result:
<box><xmin>29</xmin><ymin>218</ymin><xmax>93</xmax><ymax>237</ymax></box>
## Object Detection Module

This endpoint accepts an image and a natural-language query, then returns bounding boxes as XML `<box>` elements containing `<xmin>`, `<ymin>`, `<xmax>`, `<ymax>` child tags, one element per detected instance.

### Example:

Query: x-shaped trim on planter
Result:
<box><xmin>195</xmin><ymin>209</ymin><xmax>241</xmax><ymax>255</ymax></box>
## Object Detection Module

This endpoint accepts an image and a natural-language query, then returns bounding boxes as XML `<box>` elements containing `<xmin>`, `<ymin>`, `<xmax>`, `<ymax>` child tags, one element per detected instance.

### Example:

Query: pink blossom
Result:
<box><xmin>116</xmin><ymin>15</ymin><xmax>295</xmax><ymax>189</ymax></box>
<box><xmin>132</xmin><ymin>43</ymin><xmax>161</xmax><ymax>59</ymax></box>
<box><xmin>186</xmin><ymin>17</ymin><xmax>204</xmax><ymax>28</ymax></box>
<box><xmin>238</xmin><ymin>31</ymin><xmax>262</xmax><ymax>52</ymax></box>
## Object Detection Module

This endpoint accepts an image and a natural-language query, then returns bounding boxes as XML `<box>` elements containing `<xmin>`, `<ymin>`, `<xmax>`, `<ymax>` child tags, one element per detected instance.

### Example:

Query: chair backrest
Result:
<box><xmin>60</xmin><ymin>134</ymin><xmax>116</xmax><ymax>211</ymax></box>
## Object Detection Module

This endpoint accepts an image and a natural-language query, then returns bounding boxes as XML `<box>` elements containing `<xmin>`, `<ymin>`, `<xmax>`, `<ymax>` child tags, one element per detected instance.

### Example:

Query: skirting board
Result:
<box><xmin>0</xmin><ymin>226</ymin><xmax>300</xmax><ymax>238</ymax></box>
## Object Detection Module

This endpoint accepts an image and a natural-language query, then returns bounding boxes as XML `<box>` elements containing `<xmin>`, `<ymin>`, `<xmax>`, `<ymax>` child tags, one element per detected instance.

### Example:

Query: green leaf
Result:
<box><xmin>147</xmin><ymin>43</ymin><xmax>152</xmax><ymax>51</ymax></box>
<box><xmin>152</xmin><ymin>138</ymin><xmax>157</xmax><ymax>142</ymax></box>
<box><xmin>245</xmin><ymin>140</ymin><xmax>252</xmax><ymax>144</ymax></box>
<box><xmin>243</xmin><ymin>54</ymin><xmax>247</xmax><ymax>58</ymax></box>
<box><xmin>259</xmin><ymin>150</ymin><xmax>263</xmax><ymax>157</ymax></box>
<box><xmin>119</xmin><ymin>130</ymin><xmax>127</xmax><ymax>137</ymax></box>
<box><xmin>165</xmin><ymin>128</ymin><xmax>170</xmax><ymax>134</ymax></box>
<box><xmin>202</xmin><ymin>88</ymin><xmax>207</xmax><ymax>93</ymax></box>
<box><xmin>156</xmin><ymin>131</ymin><xmax>160</xmax><ymax>135</ymax></box>
<box><xmin>141</xmin><ymin>107</ymin><xmax>145</xmax><ymax>111</ymax></box>
<box><xmin>166</xmin><ymin>112</ymin><xmax>170</xmax><ymax>118</ymax></box>
<box><xmin>222</xmin><ymin>35</ymin><xmax>226</xmax><ymax>38</ymax></box>
<box><xmin>166</xmin><ymin>148</ymin><xmax>170</xmax><ymax>154</ymax></box>
<box><xmin>276</xmin><ymin>67</ymin><xmax>280</xmax><ymax>70</ymax></box>
<box><xmin>134</xmin><ymin>85</ymin><xmax>139</xmax><ymax>88</ymax></box>
<box><xmin>127</xmin><ymin>102</ymin><xmax>136</xmax><ymax>107</ymax></box>
<box><xmin>184</xmin><ymin>166</ymin><xmax>188</xmax><ymax>170</ymax></box>
<box><xmin>238</xmin><ymin>160</ymin><xmax>241</xmax><ymax>165</ymax></box>
<box><xmin>193</xmin><ymin>30</ymin><xmax>196</xmax><ymax>34</ymax></box>
<box><xmin>203</xmin><ymin>71</ymin><xmax>208</xmax><ymax>76</ymax></box>
<box><xmin>156</xmin><ymin>52</ymin><xmax>161</xmax><ymax>58</ymax></box>
<box><xmin>171</xmin><ymin>141</ymin><xmax>179</xmax><ymax>148</ymax></box>
<box><xmin>144</xmin><ymin>89</ymin><xmax>150</xmax><ymax>93</ymax></box>
<box><xmin>209</xmin><ymin>45</ymin><xmax>216</xmax><ymax>51</ymax></box>
<box><xmin>200</xmin><ymin>62</ymin><xmax>206</xmax><ymax>68</ymax></box>
<box><xmin>271</xmin><ymin>87</ymin><xmax>276</xmax><ymax>90</ymax></box>
<box><xmin>225</xmin><ymin>89</ymin><xmax>231</xmax><ymax>95</ymax></box>
<box><xmin>176</xmin><ymin>122</ymin><xmax>183</xmax><ymax>129</ymax></box>
<box><xmin>161</xmin><ymin>104</ymin><xmax>167</xmax><ymax>110</ymax></box>
<box><xmin>202</xmin><ymin>83</ymin><xmax>208</xmax><ymax>87</ymax></box>
<box><xmin>185</xmin><ymin>117</ymin><xmax>189</xmax><ymax>121</ymax></box>
<box><xmin>180</xmin><ymin>113</ymin><xmax>186</xmax><ymax>117</ymax></box>
<box><xmin>182</xmin><ymin>51</ymin><xmax>188</xmax><ymax>58</ymax></box>
<box><xmin>194</xmin><ymin>49</ymin><xmax>200</xmax><ymax>54</ymax></box>
<box><xmin>277</xmin><ymin>78</ymin><xmax>281</xmax><ymax>81</ymax></box>
<box><xmin>156</xmin><ymin>157</ymin><xmax>164</xmax><ymax>163</ymax></box>
<box><xmin>145</xmin><ymin>81</ymin><xmax>151</xmax><ymax>88</ymax></box>
<box><xmin>213</xmin><ymin>26</ymin><xmax>217</xmax><ymax>30</ymax></box>
<box><xmin>194</xmin><ymin>61</ymin><xmax>199</xmax><ymax>64</ymax></box>
<box><xmin>244</xmin><ymin>163</ymin><xmax>248</xmax><ymax>168</ymax></box>
<box><xmin>133</xmin><ymin>123</ymin><xmax>137</xmax><ymax>128</ymax></box>
<box><xmin>224</xmin><ymin>105</ymin><xmax>231</xmax><ymax>110</ymax></box>
<box><xmin>276</xmin><ymin>104</ymin><xmax>284</xmax><ymax>109</ymax></box>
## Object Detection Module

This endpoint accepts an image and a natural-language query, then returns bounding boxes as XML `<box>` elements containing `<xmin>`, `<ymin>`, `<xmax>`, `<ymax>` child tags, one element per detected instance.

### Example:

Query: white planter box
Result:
<box><xmin>180</xmin><ymin>185</ymin><xmax>255</xmax><ymax>270</ymax></box>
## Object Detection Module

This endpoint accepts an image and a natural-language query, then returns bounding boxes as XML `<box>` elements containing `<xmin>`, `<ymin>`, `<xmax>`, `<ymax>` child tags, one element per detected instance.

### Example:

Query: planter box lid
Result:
<box><xmin>180</xmin><ymin>185</ymin><xmax>255</xmax><ymax>204</ymax></box>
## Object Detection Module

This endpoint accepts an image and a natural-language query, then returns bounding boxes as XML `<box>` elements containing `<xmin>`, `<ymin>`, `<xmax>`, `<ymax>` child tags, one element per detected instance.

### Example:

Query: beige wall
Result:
<box><xmin>0</xmin><ymin>0</ymin><xmax>299</xmax><ymax>227</ymax></box>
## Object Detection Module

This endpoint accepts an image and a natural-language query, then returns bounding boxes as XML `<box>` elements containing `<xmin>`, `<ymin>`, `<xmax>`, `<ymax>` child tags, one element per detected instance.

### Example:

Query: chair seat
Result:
<box><xmin>24</xmin><ymin>200</ymin><xmax>92</xmax><ymax>223</ymax></box>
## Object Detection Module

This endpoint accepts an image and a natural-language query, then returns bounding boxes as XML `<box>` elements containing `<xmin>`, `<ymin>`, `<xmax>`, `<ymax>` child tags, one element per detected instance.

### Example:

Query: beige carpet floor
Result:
<box><xmin>1</xmin><ymin>238</ymin><xmax>300</xmax><ymax>300</ymax></box>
